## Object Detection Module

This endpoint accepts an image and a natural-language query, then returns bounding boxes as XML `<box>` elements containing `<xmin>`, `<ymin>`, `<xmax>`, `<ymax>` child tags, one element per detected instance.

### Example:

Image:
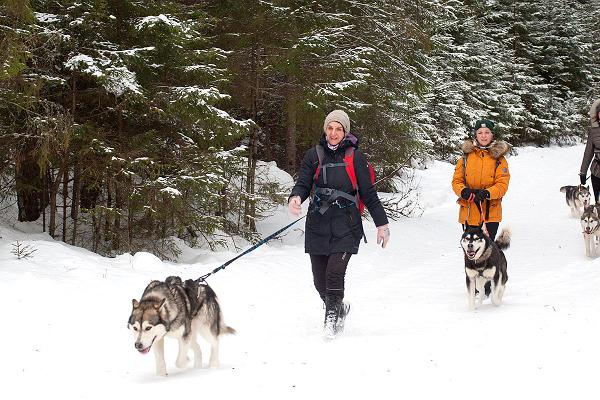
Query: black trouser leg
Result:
<box><xmin>485</xmin><ymin>222</ymin><xmax>499</xmax><ymax>241</ymax></box>
<box><xmin>310</xmin><ymin>252</ymin><xmax>352</xmax><ymax>301</ymax></box>
<box><xmin>310</xmin><ymin>255</ymin><xmax>328</xmax><ymax>302</ymax></box>
<box><xmin>591</xmin><ymin>175</ymin><xmax>600</xmax><ymax>203</ymax></box>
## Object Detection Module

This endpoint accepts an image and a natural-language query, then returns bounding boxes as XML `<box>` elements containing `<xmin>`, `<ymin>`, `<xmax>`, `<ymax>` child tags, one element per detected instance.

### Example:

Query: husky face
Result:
<box><xmin>461</xmin><ymin>228</ymin><xmax>488</xmax><ymax>261</ymax></box>
<box><xmin>578</xmin><ymin>187</ymin><xmax>592</xmax><ymax>208</ymax></box>
<box><xmin>128</xmin><ymin>299</ymin><xmax>167</xmax><ymax>354</ymax></box>
<box><xmin>581</xmin><ymin>205</ymin><xmax>600</xmax><ymax>234</ymax></box>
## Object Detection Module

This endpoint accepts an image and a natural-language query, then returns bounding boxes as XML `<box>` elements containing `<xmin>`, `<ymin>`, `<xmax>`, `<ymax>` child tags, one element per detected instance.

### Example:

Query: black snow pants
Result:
<box><xmin>310</xmin><ymin>252</ymin><xmax>352</xmax><ymax>302</ymax></box>
<box><xmin>591</xmin><ymin>174</ymin><xmax>600</xmax><ymax>203</ymax></box>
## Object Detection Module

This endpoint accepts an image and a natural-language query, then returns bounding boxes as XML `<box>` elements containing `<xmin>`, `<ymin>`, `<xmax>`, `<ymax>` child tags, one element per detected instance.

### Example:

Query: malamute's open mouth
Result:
<box><xmin>466</xmin><ymin>250</ymin><xmax>477</xmax><ymax>259</ymax></box>
<box><xmin>137</xmin><ymin>336</ymin><xmax>156</xmax><ymax>354</ymax></box>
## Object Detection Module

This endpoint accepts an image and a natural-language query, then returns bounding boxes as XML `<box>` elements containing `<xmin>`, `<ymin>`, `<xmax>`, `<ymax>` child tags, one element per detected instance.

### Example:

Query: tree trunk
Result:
<box><xmin>48</xmin><ymin>167</ymin><xmax>63</xmax><ymax>238</ymax></box>
<box><xmin>127</xmin><ymin>200</ymin><xmax>133</xmax><ymax>253</ymax></box>
<box><xmin>62</xmin><ymin>165</ymin><xmax>68</xmax><ymax>242</ymax></box>
<box><xmin>105</xmin><ymin>177</ymin><xmax>112</xmax><ymax>239</ymax></box>
<box><xmin>42</xmin><ymin>169</ymin><xmax>46</xmax><ymax>232</ymax></box>
<box><xmin>243</xmin><ymin>44</ymin><xmax>260</xmax><ymax>232</ymax></box>
<box><xmin>285</xmin><ymin>87</ymin><xmax>297</xmax><ymax>174</ymax></box>
<box><xmin>71</xmin><ymin>160</ymin><xmax>81</xmax><ymax>245</ymax></box>
<box><xmin>15</xmin><ymin>141</ymin><xmax>42</xmax><ymax>222</ymax></box>
<box><xmin>112</xmin><ymin>183</ymin><xmax>122</xmax><ymax>251</ymax></box>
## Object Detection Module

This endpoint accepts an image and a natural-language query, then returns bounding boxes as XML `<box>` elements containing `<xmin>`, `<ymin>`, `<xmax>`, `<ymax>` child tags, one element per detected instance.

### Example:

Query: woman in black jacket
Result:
<box><xmin>288</xmin><ymin>110</ymin><xmax>390</xmax><ymax>338</ymax></box>
<box><xmin>580</xmin><ymin>98</ymin><xmax>600</xmax><ymax>201</ymax></box>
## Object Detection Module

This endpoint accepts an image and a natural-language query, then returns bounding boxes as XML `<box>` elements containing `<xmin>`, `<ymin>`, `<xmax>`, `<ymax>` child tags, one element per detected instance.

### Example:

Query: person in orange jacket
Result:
<box><xmin>452</xmin><ymin>119</ymin><xmax>510</xmax><ymax>241</ymax></box>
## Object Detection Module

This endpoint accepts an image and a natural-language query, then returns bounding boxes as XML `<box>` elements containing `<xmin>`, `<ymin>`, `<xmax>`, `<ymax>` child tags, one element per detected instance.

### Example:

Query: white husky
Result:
<box><xmin>560</xmin><ymin>185</ymin><xmax>591</xmax><ymax>217</ymax></box>
<box><xmin>581</xmin><ymin>204</ymin><xmax>600</xmax><ymax>258</ymax></box>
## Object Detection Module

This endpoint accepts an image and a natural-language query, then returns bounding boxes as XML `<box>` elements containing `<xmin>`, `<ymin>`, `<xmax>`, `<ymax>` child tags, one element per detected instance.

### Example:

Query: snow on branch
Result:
<box><xmin>64</xmin><ymin>54</ymin><xmax>103</xmax><ymax>77</ymax></box>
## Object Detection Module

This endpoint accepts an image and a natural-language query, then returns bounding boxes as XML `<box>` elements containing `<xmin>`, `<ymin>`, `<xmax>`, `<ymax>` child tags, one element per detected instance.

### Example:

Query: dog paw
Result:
<box><xmin>176</xmin><ymin>356</ymin><xmax>190</xmax><ymax>369</ymax></box>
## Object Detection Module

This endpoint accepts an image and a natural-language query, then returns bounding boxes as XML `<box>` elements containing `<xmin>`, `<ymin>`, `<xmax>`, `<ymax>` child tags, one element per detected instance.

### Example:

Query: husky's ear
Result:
<box><xmin>154</xmin><ymin>298</ymin><xmax>166</xmax><ymax>311</ymax></box>
<box><xmin>132</xmin><ymin>299</ymin><xmax>139</xmax><ymax>309</ymax></box>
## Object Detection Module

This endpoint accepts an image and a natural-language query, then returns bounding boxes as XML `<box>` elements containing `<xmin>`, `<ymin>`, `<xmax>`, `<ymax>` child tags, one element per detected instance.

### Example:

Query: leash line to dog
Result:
<box><xmin>196</xmin><ymin>214</ymin><xmax>308</xmax><ymax>282</ymax></box>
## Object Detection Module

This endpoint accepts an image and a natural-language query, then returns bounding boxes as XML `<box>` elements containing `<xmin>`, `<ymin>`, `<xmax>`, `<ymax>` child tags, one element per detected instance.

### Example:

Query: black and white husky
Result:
<box><xmin>560</xmin><ymin>185</ymin><xmax>591</xmax><ymax>217</ymax></box>
<box><xmin>128</xmin><ymin>276</ymin><xmax>235</xmax><ymax>376</ymax></box>
<box><xmin>581</xmin><ymin>204</ymin><xmax>600</xmax><ymax>258</ymax></box>
<box><xmin>461</xmin><ymin>226</ymin><xmax>511</xmax><ymax>310</ymax></box>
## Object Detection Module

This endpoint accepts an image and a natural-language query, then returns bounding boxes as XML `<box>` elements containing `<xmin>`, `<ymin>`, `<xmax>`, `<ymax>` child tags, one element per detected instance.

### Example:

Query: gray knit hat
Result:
<box><xmin>323</xmin><ymin>110</ymin><xmax>350</xmax><ymax>134</ymax></box>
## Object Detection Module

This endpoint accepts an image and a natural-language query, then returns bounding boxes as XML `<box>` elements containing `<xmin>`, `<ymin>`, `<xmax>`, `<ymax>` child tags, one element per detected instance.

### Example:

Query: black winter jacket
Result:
<box><xmin>290</xmin><ymin>134</ymin><xmax>388</xmax><ymax>255</ymax></box>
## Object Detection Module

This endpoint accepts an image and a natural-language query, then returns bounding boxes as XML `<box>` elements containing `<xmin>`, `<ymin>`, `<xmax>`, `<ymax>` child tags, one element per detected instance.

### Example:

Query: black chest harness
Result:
<box><xmin>312</xmin><ymin>145</ymin><xmax>360</xmax><ymax>215</ymax></box>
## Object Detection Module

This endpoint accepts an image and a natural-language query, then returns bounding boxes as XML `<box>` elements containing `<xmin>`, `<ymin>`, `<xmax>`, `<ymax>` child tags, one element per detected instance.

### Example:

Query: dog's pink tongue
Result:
<box><xmin>139</xmin><ymin>347</ymin><xmax>151</xmax><ymax>355</ymax></box>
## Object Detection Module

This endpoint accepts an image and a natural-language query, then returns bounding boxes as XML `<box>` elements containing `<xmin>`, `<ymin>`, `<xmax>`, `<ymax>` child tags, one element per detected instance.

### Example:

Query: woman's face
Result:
<box><xmin>476</xmin><ymin>127</ymin><xmax>493</xmax><ymax>146</ymax></box>
<box><xmin>325</xmin><ymin>121</ymin><xmax>345</xmax><ymax>146</ymax></box>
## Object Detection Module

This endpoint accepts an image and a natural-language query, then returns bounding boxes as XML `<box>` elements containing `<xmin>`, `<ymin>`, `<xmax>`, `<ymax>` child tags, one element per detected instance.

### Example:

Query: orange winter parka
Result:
<box><xmin>452</xmin><ymin>139</ymin><xmax>510</xmax><ymax>226</ymax></box>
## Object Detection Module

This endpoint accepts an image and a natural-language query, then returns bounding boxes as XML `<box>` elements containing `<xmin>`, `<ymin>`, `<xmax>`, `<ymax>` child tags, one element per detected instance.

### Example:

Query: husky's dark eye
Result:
<box><xmin>133</xmin><ymin>326</ymin><xmax>138</xmax><ymax>331</ymax></box>
<box><xmin>145</xmin><ymin>326</ymin><xmax>152</xmax><ymax>331</ymax></box>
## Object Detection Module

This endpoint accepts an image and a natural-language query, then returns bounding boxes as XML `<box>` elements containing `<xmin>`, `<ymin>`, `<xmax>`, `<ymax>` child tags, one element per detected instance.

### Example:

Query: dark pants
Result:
<box><xmin>310</xmin><ymin>253</ymin><xmax>352</xmax><ymax>301</ymax></box>
<box><xmin>463</xmin><ymin>222</ymin><xmax>499</xmax><ymax>241</ymax></box>
<box><xmin>591</xmin><ymin>175</ymin><xmax>600</xmax><ymax>202</ymax></box>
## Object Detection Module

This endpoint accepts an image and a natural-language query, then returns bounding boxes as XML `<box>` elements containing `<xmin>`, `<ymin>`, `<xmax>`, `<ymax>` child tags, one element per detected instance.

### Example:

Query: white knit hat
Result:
<box><xmin>323</xmin><ymin>110</ymin><xmax>350</xmax><ymax>134</ymax></box>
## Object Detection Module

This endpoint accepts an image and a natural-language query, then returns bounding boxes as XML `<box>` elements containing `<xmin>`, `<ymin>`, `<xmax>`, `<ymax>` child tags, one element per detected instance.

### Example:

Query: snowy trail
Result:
<box><xmin>1</xmin><ymin>145</ymin><xmax>599</xmax><ymax>399</ymax></box>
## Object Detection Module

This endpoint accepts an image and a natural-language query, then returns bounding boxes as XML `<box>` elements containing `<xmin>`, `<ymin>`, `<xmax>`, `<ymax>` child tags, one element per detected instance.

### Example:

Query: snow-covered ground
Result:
<box><xmin>2</xmin><ymin>145</ymin><xmax>598</xmax><ymax>399</ymax></box>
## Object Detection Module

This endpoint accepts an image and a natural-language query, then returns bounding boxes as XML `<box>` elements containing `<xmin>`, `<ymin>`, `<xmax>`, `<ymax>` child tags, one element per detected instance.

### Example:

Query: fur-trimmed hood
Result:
<box><xmin>589</xmin><ymin>98</ymin><xmax>600</xmax><ymax>127</ymax></box>
<box><xmin>462</xmin><ymin>139</ymin><xmax>510</xmax><ymax>159</ymax></box>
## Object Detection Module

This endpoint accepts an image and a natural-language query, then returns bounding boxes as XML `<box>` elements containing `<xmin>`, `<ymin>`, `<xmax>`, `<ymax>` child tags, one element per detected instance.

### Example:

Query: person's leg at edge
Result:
<box><xmin>591</xmin><ymin>174</ymin><xmax>600</xmax><ymax>203</ymax></box>
<box><xmin>485</xmin><ymin>222</ymin><xmax>499</xmax><ymax>242</ymax></box>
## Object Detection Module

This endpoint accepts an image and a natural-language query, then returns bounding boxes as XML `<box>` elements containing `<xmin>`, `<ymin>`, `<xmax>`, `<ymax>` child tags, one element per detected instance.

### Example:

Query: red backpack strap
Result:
<box><xmin>343</xmin><ymin>147</ymin><xmax>358</xmax><ymax>190</ymax></box>
<box><xmin>314</xmin><ymin>145</ymin><xmax>324</xmax><ymax>181</ymax></box>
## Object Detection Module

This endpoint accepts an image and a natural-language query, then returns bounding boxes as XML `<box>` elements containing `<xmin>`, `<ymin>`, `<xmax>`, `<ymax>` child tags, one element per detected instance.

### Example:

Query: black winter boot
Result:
<box><xmin>336</xmin><ymin>301</ymin><xmax>351</xmax><ymax>334</ymax></box>
<box><xmin>323</xmin><ymin>296</ymin><xmax>342</xmax><ymax>339</ymax></box>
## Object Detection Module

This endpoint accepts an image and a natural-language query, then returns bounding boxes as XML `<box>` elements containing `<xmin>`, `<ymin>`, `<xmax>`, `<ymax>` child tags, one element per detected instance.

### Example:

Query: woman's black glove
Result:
<box><xmin>473</xmin><ymin>190</ymin><xmax>490</xmax><ymax>203</ymax></box>
<box><xmin>580</xmin><ymin>173</ymin><xmax>587</xmax><ymax>185</ymax></box>
<box><xmin>460</xmin><ymin>188</ymin><xmax>474</xmax><ymax>200</ymax></box>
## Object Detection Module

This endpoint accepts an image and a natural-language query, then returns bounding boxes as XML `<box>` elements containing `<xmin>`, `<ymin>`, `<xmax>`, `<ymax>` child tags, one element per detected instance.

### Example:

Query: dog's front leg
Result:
<box><xmin>176</xmin><ymin>337</ymin><xmax>191</xmax><ymax>368</ymax></box>
<box><xmin>475</xmin><ymin>277</ymin><xmax>485</xmax><ymax>308</ymax></box>
<box><xmin>467</xmin><ymin>278</ymin><xmax>476</xmax><ymax>310</ymax></box>
<box><xmin>153</xmin><ymin>337</ymin><xmax>167</xmax><ymax>376</ymax></box>
<box><xmin>191</xmin><ymin>336</ymin><xmax>203</xmax><ymax>368</ymax></box>
<box><xmin>584</xmin><ymin>233</ymin><xmax>592</xmax><ymax>257</ymax></box>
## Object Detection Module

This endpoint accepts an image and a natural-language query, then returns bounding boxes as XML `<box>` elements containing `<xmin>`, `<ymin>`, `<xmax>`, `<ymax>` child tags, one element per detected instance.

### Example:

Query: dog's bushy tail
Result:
<box><xmin>222</xmin><ymin>326</ymin><xmax>236</xmax><ymax>335</ymax></box>
<box><xmin>495</xmin><ymin>227</ymin><xmax>511</xmax><ymax>250</ymax></box>
<box><xmin>560</xmin><ymin>186</ymin><xmax>568</xmax><ymax>193</ymax></box>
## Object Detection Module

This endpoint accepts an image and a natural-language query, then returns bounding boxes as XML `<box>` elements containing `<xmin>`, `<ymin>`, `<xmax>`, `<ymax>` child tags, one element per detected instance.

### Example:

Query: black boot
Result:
<box><xmin>323</xmin><ymin>296</ymin><xmax>342</xmax><ymax>339</ymax></box>
<box><xmin>336</xmin><ymin>301</ymin><xmax>351</xmax><ymax>334</ymax></box>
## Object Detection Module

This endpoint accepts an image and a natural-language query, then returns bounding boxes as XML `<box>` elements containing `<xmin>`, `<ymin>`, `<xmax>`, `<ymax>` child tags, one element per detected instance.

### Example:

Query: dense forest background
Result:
<box><xmin>1</xmin><ymin>0</ymin><xmax>598</xmax><ymax>258</ymax></box>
